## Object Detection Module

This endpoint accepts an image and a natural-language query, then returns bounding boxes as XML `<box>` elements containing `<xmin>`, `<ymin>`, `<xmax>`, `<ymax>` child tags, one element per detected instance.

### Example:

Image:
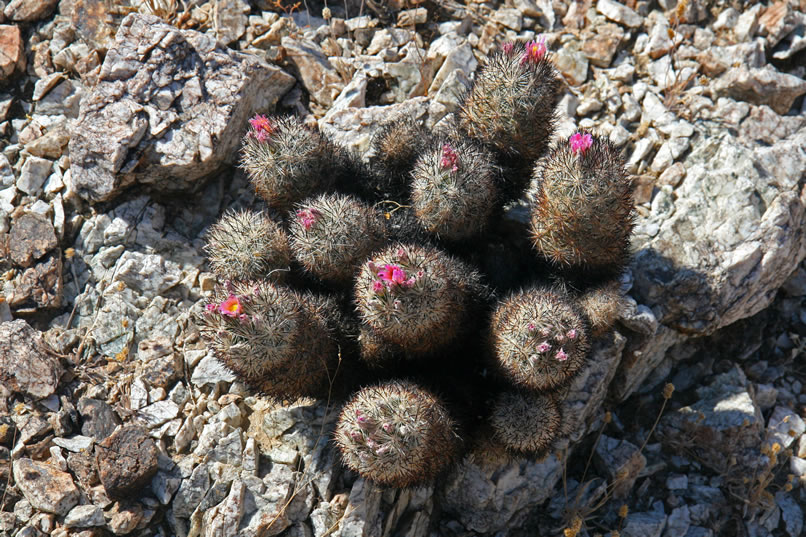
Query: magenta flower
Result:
<box><xmin>566</xmin><ymin>329</ymin><xmax>578</xmax><ymax>340</ymax></box>
<box><xmin>569</xmin><ymin>132</ymin><xmax>593</xmax><ymax>154</ymax></box>
<box><xmin>440</xmin><ymin>143</ymin><xmax>459</xmax><ymax>172</ymax></box>
<box><xmin>521</xmin><ymin>36</ymin><xmax>547</xmax><ymax>64</ymax></box>
<box><xmin>501</xmin><ymin>42</ymin><xmax>515</xmax><ymax>55</ymax></box>
<box><xmin>218</xmin><ymin>295</ymin><xmax>242</xmax><ymax>317</ymax></box>
<box><xmin>205</xmin><ymin>303</ymin><xmax>217</xmax><ymax>313</ymax></box>
<box><xmin>296</xmin><ymin>208</ymin><xmax>320</xmax><ymax>230</ymax></box>
<box><xmin>527</xmin><ymin>323</ymin><xmax>536</xmax><ymax>332</ymax></box>
<box><xmin>372</xmin><ymin>281</ymin><xmax>384</xmax><ymax>293</ymax></box>
<box><xmin>377</xmin><ymin>264</ymin><xmax>408</xmax><ymax>286</ymax></box>
<box><xmin>248</xmin><ymin>114</ymin><xmax>273</xmax><ymax>142</ymax></box>
<box><xmin>555</xmin><ymin>349</ymin><xmax>568</xmax><ymax>361</ymax></box>
<box><xmin>537</xmin><ymin>341</ymin><xmax>552</xmax><ymax>353</ymax></box>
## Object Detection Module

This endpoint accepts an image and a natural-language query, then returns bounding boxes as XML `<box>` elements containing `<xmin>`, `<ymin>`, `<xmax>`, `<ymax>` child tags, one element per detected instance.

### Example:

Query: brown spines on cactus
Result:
<box><xmin>489</xmin><ymin>390</ymin><xmax>562</xmax><ymax>455</ymax></box>
<box><xmin>371</xmin><ymin>116</ymin><xmax>431</xmax><ymax>177</ymax></box>
<box><xmin>197</xmin><ymin>281</ymin><xmax>339</xmax><ymax>401</ymax></box>
<box><xmin>529</xmin><ymin>133</ymin><xmax>635</xmax><ymax>276</ymax></box>
<box><xmin>354</xmin><ymin>244</ymin><xmax>480</xmax><ymax>356</ymax></box>
<box><xmin>410</xmin><ymin>140</ymin><xmax>498</xmax><ymax>241</ymax></box>
<box><xmin>458</xmin><ymin>40</ymin><xmax>561</xmax><ymax>165</ymax></box>
<box><xmin>240</xmin><ymin>115</ymin><xmax>333</xmax><ymax>210</ymax></box>
<box><xmin>577</xmin><ymin>280</ymin><xmax>626</xmax><ymax>336</ymax></box>
<box><xmin>289</xmin><ymin>194</ymin><xmax>386</xmax><ymax>284</ymax></box>
<box><xmin>203</xmin><ymin>210</ymin><xmax>291</xmax><ymax>282</ymax></box>
<box><xmin>334</xmin><ymin>381</ymin><xmax>460</xmax><ymax>487</ymax></box>
<box><xmin>491</xmin><ymin>287</ymin><xmax>590</xmax><ymax>392</ymax></box>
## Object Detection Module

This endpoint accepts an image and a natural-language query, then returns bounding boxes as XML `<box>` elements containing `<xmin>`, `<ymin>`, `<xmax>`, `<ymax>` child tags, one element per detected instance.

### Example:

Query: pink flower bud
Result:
<box><xmin>537</xmin><ymin>341</ymin><xmax>552</xmax><ymax>353</ymax></box>
<box><xmin>372</xmin><ymin>281</ymin><xmax>384</xmax><ymax>293</ymax></box>
<box><xmin>556</xmin><ymin>349</ymin><xmax>568</xmax><ymax>361</ymax></box>
<box><xmin>567</xmin><ymin>329</ymin><xmax>577</xmax><ymax>340</ymax></box>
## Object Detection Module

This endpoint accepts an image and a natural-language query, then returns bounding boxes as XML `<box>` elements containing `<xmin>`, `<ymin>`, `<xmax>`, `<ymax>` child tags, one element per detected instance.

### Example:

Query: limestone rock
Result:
<box><xmin>13</xmin><ymin>458</ymin><xmax>80</xmax><ymax>516</ymax></box>
<box><xmin>63</xmin><ymin>504</ymin><xmax>105</xmax><ymax>528</ymax></box>
<box><xmin>0</xmin><ymin>320</ymin><xmax>62</xmax><ymax>400</ymax></box>
<box><xmin>713</xmin><ymin>65</ymin><xmax>806</xmax><ymax>115</ymax></box>
<box><xmin>281</xmin><ymin>37</ymin><xmax>344</xmax><ymax>108</ymax></box>
<box><xmin>632</xmin><ymin>127</ymin><xmax>806</xmax><ymax>337</ymax></box>
<box><xmin>0</xmin><ymin>25</ymin><xmax>25</xmax><ymax>81</ymax></box>
<box><xmin>69</xmin><ymin>13</ymin><xmax>295</xmax><ymax>202</ymax></box>
<box><xmin>596</xmin><ymin>0</ymin><xmax>642</xmax><ymax>28</ymax></box>
<box><xmin>7</xmin><ymin>212</ymin><xmax>57</xmax><ymax>268</ymax></box>
<box><xmin>4</xmin><ymin>0</ymin><xmax>58</xmax><ymax>22</ymax></box>
<box><xmin>96</xmin><ymin>426</ymin><xmax>159</xmax><ymax>498</ymax></box>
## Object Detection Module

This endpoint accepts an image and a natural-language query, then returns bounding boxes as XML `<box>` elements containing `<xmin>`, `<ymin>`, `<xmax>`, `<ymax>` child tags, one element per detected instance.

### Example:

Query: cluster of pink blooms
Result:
<box><xmin>368</xmin><ymin>261</ymin><xmax>419</xmax><ymax>293</ymax></box>
<box><xmin>440</xmin><ymin>143</ymin><xmax>459</xmax><ymax>172</ymax></box>
<box><xmin>521</xmin><ymin>36</ymin><xmax>547</xmax><ymax>64</ymax></box>
<box><xmin>527</xmin><ymin>324</ymin><xmax>578</xmax><ymax>362</ymax></box>
<box><xmin>296</xmin><ymin>208</ymin><xmax>321</xmax><ymax>230</ymax></box>
<box><xmin>248</xmin><ymin>114</ymin><xmax>274</xmax><ymax>142</ymax></box>
<box><xmin>569</xmin><ymin>132</ymin><xmax>593</xmax><ymax>154</ymax></box>
<box><xmin>501</xmin><ymin>41</ymin><xmax>515</xmax><ymax>55</ymax></box>
<box><xmin>205</xmin><ymin>294</ymin><xmax>249</xmax><ymax>322</ymax></box>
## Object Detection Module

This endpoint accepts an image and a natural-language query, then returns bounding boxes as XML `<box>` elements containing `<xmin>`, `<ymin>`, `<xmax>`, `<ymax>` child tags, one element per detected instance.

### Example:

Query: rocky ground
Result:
<box><xmin>1</xmin><ymin>0</ymin><xmax>806</xmax><ymax>536</ymax></box>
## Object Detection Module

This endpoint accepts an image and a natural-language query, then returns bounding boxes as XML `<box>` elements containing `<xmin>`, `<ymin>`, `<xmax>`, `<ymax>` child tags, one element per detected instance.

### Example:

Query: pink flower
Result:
<box><xmin>501</xmin><ymin>42</ymin><xmax>515</xmax><ymax>55</ymax></box>
<box><xmin>218</xmin><ymin>295</ymin><xmax>242</xmax><ymax>317</ymax></box>
<box><xmin>521</xmin><ymin>36</ymin><xmax>547</xmax><ymax>64</ymax></box>
<box><xmin>296</xmin><ymin>208</ymin><xmax>320</xmax><ymax>230</ymax></box>
<box><xmin>537</xmin><ymin>341</ymin><xmax>552</xmax><ymax>353</ymax></box>
<box><xmin>377</xmin><ymin>264</ymin><xmax>408</xmax><ymax>286</ymax></box>
<box><xmin>527</xmin><ymin>323</ymin><xmax>536</xmax><ymax>332</ymax></box>
<box><xmin>440</xmin><ymin>143</ymin><xmax>459</xmax><ymax>172</ymax></box>
<box><xmin>248</xmin><ymin>114</ymin><xmax>273</xmax><ymax>142</ymax></box>
<box><xmin>555</xmin><ymin>349</ymin><xmax>568</xmax><ymax>361</ymax></box>
<box><xmin>350</xmin><ymin>430</ymin><xmax>363</xmax><ymax>441</ymax></box>
<box><xmin>569</xmin><ymin>132</ymin><xmax>593</xmax><ymax>154</ymax></box>
<box><xmin>382</xmin><ymin>423</ymin><xmax>393</xmax><ymax>433</ymax></box>
<box><xmin>372</xmin><ymin>281</ymin><xmax>384</xmax><ymax>293</ymax></box>
<box><xmin>566</xmin><ymin>329</ymin><xmax>577</xmax><ymax>340</ymax></box>
<box><xmin>396</xmin><ymin>247</ymin><xmax>407</xmax><ymax>260</ymax></box>
<box><xmin>205</xmin><ymin>303</ymin><xmax>217</xmax><ymax>313</ymax></box>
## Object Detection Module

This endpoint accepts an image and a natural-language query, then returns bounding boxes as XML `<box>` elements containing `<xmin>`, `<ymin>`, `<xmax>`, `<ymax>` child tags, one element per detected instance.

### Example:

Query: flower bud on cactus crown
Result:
<box><xmin>410</xmin><ymin>139</ymin><xmax>498</xmax><ymax>241</ymax></box>
<box><xmin>489</xmin><ymin>390</ymin><xmax>561</xmax><ymax>455</ymax></box>
<box><xmin>203</xmin><ymin>209</ymin><xmax>291</xmax><ymax>282</ymax></box>
<box><xmin>529</xmin><ymin>132</ymin><xmax>635</xmax><ymax>275</ymax></box>
<box><xmin>355</xmin><ymin>244</ymin><xmax>481</xmax><ymax>356</ymax></box>
<box><xmin>458</xmin><ymin>39</ymin><xmax>561</xmax><ymax>164</ymax></box>
<box><xmin>198</xmin><ymin>280</ymin><xmax>339</xmax><ymax>401</ymax></box>
<box><xmin>240</xmin><ymin>115</ymin><xmax>333</xmax><ymax>210</ymax></box>
<box><xmin>491</xmin><ymin>286</ymin><xmax>590</xmax><ymax>392</ymax></box>
<box><xmin>334</xmin><ymin>381</ymin><xmax>460</xmax><ymax>487</ymax></box>
<box><xmin>289</xmin><ymin>193</ymin><xmax>386</xmax><ymax>283</ymax></box>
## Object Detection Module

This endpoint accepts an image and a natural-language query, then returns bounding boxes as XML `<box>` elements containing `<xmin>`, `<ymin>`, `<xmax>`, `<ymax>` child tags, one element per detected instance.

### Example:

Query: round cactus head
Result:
<box><xmin>577</xmin><ymin>279</ymin><xmax>626</xmax><ymax>336</ymax></box>
<box><xmin>203</xmin><ymin>209</ymin><xmax>291</xmax><ymax>282</ymax></box>
<box><xmin>289</xmin><ymin>194</ymin><xmax>386</xmax><ymax>283</ymax></box>
<box><xmin>371</xmin><ymin>116</ymin><xmax>431</xmax><ymax>176</ymax></box>
<box><xmin>529</xmin><ymin>132</ymin><xmax>635</xmax><ymax>274</ymax></box>
<box><xmin>489</xmin><ymin>390</ymin><xmax>561</xmax><ymax>455</ymax></box>
<box><xmin>491</xmin><ymin>287</ymin><xmax>590</xmax><ymax>391</ymax></box>
<box><xmin>197</xmin><ymin>281</ymin><xmax>338</xmax><ymax>400</ymax></box>
<box><xmin>240</xmin><ymin>115</ymin><xmax>333</xmax><ymax>210</ymax></box>
<box><xmin>410</xmin><ymin>140</ymin><xmax>498</xmax><ymax>241</ymax></box>
<box><xmin>334</xmin><ymin>381</ymin><xmax>459</xmax><ymax>487</ymax></box>
<box><xmin>355</xmin><ymin>244</ymin><xmax>480</xmax><ymax>356</ymax></box>
<box><xmin>458</xmin><ymin>38</ymin><xmax>561</xmax><ymax>164</ymax></box>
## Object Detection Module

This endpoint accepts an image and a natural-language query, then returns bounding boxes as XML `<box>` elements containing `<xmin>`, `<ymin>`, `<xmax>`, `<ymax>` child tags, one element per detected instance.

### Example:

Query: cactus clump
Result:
<box><xmin>203</xmin><ymin>209</ymin><xmax>291</xmax><ymax>282</ymax></box>
<box><xmin>198</xmin><ymin>280</ymin><xmax>338</xmax><ymax>400</ymax></box>
<box><xmin>334</xmin><ymin>381</ymin><xmax>459</xmax><ymax>487</ymax></box>
<box><xmin>355</xmin><ymin>243</ymin><xmax>480</xmax><ymax>356</ymax></box>
<box><xmin>289</xmin><ymin>193</ymin><xmax>386</xmax><ymax>284</ymax></box>
<box><xmin>458</xmin><ymin>39</ymin><xmax>561</xmax><ymax>166</ymax></box>
<box><xmin>371</xmin><ymin>116</ymin><xmax>432</xmax><ymax>179</ymax></box>
<box><xmin>489</xmin><ymin>391</ymin><xmax>561</xmax><ymax>455</ymax></box>
<box><xmin>241</xmin><ymin>115</ymin><xmax>333</xmax><ymax>209</ymax></box>
<box><xmin>410</xmin><ymin>140</ymin><xmax>498</xmax><ymax>241</ymax></box>
<box><xmin>529</xmin><ymin>132</ymin><xmax>635</xmax><ymax>275</ymax></box>
<box><xmin>491</xmin><ymin>287</ymin><xmax>590</xmax><ymax>392</ymax></box>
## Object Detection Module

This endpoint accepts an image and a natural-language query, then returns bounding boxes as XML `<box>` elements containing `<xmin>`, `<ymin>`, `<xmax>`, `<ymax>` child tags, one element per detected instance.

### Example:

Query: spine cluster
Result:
<box><xmin>197</xmin><ymin>36</ymin><xmax>635</xmax><ymax>487</ymax></box>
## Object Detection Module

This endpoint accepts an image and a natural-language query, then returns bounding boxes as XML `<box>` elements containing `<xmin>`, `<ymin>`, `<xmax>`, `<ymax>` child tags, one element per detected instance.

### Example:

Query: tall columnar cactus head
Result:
<box><xmin>334</xmin><ymin>381</ymin><xmax>460</xmax><ymax>487</ymax></box>
<box><xmin>371</xmin><ymin>116</ymin><xmax>431</xmax><ymax>177</ymax></box>
<box><xmin>240</xmin><ymin>115</ymin><xmax>332</xmax><ymax>210</ymax></box>
<box><xmin>458</xmin><ymin>38</ymin><xmax>561</xmax><ymax>164</ymax></box>
<box><xmin>355</xmin><ymin>244</ymin><xmax>480</xmax><ymax>356</ymax></box>
<box><xmin>577</xmin><ymin>280</ymin><xmax>626</xmax><ymax>336</ymax></box>
<box><xmin>410</xmin><ymin>140</ymin><xmax>498</xmax><ymax>241</ymax></box>
<box><xmin>491</xmin><ymin>287</ymin><xmax>590</xmax><ymax>392</ymax></box>
<box><xmin>198</xmin><ymin>280</ymin><xmax>338</xmax><ymax>400</ymax></box>
<box><xmin>289</xmin><ymin>193</ymin><xmax>386</xmax><ymax>283</ymax></box>
<box><xmin>203</xmin><ymin>209</ymin><xmax>291</xmax><ymax>282</ymax></box>
<box><xmin>489</xmin><ymin>390</ymin><xmax>561</xmax><ymax>455</ymax></box>
<box><xmin>529</xmin><ymin>131</ymin><xmax>635</xmax><ymax>274</ymax></box>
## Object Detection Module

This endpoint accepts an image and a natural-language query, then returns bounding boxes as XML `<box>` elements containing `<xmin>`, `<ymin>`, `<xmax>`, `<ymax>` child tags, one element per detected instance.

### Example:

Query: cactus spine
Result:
<box><xmin>489</xmin><ymin>390</ymin><xmax>561</xmax><ymax>455</ymax></box>
<box><xmin>334</xmin><ymin>381</ymin><xmax>459</xmax><ymax>487</ymax></box>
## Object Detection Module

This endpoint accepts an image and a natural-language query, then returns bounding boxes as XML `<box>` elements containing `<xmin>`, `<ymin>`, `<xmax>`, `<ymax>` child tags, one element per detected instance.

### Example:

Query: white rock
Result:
<box><xmin>138</xmin><ymin>400</ymin><xmax>180</xmax><ymax>428</ymax></box>
<box><xmin>53</xmin><ymin>436</ymin><xmax>94</xmax><ymax>453</ymax></box>
<box><xmin>596</xmin><ymin>0</ymin><xmax>642</xmax><ymax>28</ymax></box>
<box><xmin>766</xmin><ymin>406</ymin><xmax>806</xmax><ymax>450</ymax></box>
<box><xmin>64</xmin><ymin>505</ymin><xmax>105</xmax><ymax>528</ymax></box>
<box><xmin>16</xmin><ymin>156</ymin><xmax>53</xmax><ymax>195</ymax></box>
